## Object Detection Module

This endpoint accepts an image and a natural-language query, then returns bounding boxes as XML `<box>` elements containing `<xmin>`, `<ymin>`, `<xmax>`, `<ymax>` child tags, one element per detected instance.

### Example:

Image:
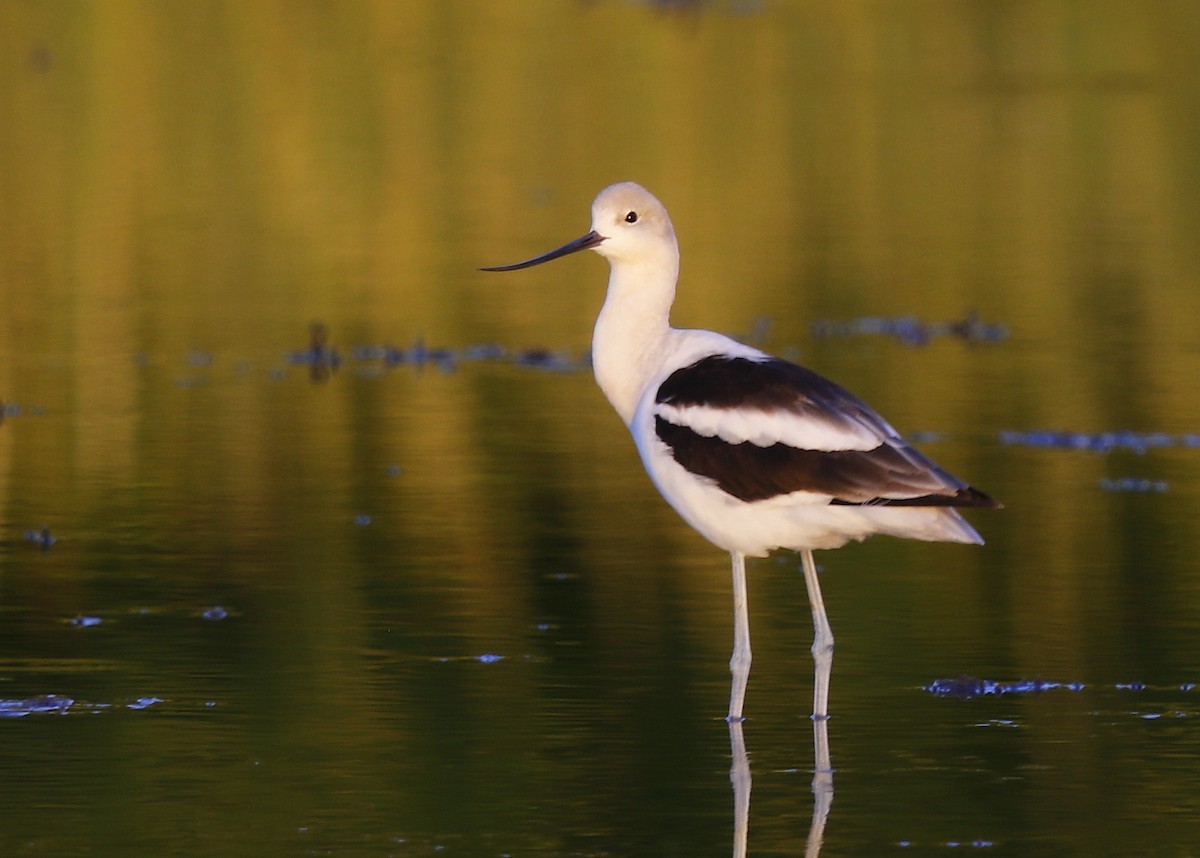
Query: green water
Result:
<box><xmin>3</xmin><ymin>2</ymin><xmax>1200</xmax><ymax>855</ymax></box>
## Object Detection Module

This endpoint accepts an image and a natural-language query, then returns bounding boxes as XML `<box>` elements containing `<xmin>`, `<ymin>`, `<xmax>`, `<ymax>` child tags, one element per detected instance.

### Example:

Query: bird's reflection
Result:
<box><xmin>806</xmin><ymin>716</ymin><xmax>834</xmax><ymax>858</ymax></box>
<box><xmin>729</xmin><ymin>657</ymin><xmax>833</xmax><ymax>857</ymax></box>
<box><xmin>729</xmin><ymin>719</ymin><xmax>751</xmax><ymax>858</ymax></box>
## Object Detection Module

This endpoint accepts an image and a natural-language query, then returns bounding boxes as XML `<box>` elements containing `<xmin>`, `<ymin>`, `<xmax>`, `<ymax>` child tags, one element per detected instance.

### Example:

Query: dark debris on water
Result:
<box><xmin>927</xmin><ymin>676</ymin><xmax>1198</xmax><ymax>699</ymax></box>
<box><xmin>0</xmin><ymin>399</ymin><xmax>28</xmax><ymax>421</ymax></box>
<box><xmin>1098</xmin><ymin>477</ymin><xmax>1169</xmax><ymax>493</ymax></box>
<box><xmin>926</xmin><ymin>677</ymin><xmax>1086</xmax><ymax>698</ymax></box>
<box><xmin>25</xmin><ymin>527</ymin><xmax>57</xmax><ymax>551</ymax></box>
<box><xmin>811</xmin><ymin>311</ymin><xmax>1008</xmax><ymax>346</ymax></box>
<box><xmin>63</xmin><ymin>606</ymin><xmax>234</xmax><ymax>625</ymax></box>
<box><xmin>352</xmin><ymin>339</ymin><xmax>458</xmax><ymax>372</ymax></box>
<box><xmin>433</xmin><ymin>653</ymin><xmax>507</xmax><ymax>665</ymax></box>
<box><xmin>160</xmin><ymin>314</ymin><xmax>1019</xmax><ymax>385</ymax></box>
<box><xmin>0</xmin><ymin>695</ymin><xmax>165</xmax><ymax>718</ymax></box>
<box><xmin>286</xmin><ymin>322</ymin><xmax>342</xmax><ymax>382</ymax></box>
<box><xmin>1000</xmin><ymin>429</ymin><xmax>1200</xmax><ymax>453</ymax></box>
<box><xmin>349</xmin><ymin>339</ymin><xmax>592</xmax><ymax>373</ymax></box>
<box><xmin>0</xmin><ymin>694</ymin><xmax>76</xmax><ymax>717</ymax></box>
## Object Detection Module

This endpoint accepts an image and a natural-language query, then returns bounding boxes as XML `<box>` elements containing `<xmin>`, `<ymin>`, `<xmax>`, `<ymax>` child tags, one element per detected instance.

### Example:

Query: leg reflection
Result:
<box><xmin>729</xmin><ymin>719</ymin><xmax>750</xmax><ymax>858</ymax></box>
<box><xmin>806</xmin><ymin>714</ymin><xmax>834</xmax><ymax>858</ymax></box>
<box><xmin>728</xmin><ymin>693</ymin><xmax>834</xmax><ymax>857</ymax></box>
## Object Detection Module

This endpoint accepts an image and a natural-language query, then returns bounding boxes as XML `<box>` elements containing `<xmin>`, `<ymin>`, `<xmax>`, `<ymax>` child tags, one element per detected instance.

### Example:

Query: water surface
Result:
<box><xmin>3</xmin><ymin>2</ymin><xmax>1200</xmax><ymax>855</ymax></box>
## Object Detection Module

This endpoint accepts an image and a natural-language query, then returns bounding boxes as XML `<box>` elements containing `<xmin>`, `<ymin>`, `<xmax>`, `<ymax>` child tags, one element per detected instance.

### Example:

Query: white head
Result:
<box><xmin>587</xmin><ymin>182</ymin><xmax>677</xmax><ymax>265</ymax></box>
<box><xmin>480</xmin><ymin>181</ymin><xmax>677</xmax><ymax>273</ymax></box>
<box><xmin>481</xmin><ymin>183</ymin><xmax>682</xmax><ymax>426</ymax></box>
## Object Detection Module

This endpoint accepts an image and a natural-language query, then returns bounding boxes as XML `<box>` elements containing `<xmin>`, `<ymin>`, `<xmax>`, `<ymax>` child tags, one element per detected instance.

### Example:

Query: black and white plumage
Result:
<box><xmin>483</xmin><ymin>182</ymin><xmax>998</xmax><ymax>723</ymax></box>
<box><xmin>652</xmin><ymin>355</ymin><xmax>993</xmax><ymax>507</ymax></box>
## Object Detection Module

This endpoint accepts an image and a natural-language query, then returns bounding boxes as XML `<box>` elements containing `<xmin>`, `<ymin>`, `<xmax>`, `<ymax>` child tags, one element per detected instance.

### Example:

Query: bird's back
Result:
<box><xmin>629</xmin><ymin>331</ymin><xmax>997</xmax><ymax>556</ymax></box>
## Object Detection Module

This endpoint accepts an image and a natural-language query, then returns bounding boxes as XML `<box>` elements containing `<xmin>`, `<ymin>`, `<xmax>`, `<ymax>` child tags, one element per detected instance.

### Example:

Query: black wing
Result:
<box><xmin>653</xmin><ymin>355</ymin><xmax>999</xmax><ymax>507</ymax></box>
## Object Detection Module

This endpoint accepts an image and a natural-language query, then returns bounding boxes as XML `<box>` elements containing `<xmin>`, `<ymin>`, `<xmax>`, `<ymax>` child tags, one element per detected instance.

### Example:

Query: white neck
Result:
<box><xmin>591</xmin><ymin>252</ymin><xmax>680</xmax><ymax>426</ymax></box>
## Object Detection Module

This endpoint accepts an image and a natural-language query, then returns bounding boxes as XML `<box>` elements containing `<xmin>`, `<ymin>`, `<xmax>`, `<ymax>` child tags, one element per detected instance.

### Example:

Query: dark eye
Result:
<box><xmin>625</xmin><ymin>211</ymin><xmax>638</xmax><ymax>223</ymax></box>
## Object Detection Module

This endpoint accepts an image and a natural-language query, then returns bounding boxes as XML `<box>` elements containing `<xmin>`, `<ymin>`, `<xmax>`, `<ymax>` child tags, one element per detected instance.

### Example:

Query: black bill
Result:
<box><xmin>480</xmin><ymin>230</ymin><xmax>606</xmax><ymax>272</ymax></box>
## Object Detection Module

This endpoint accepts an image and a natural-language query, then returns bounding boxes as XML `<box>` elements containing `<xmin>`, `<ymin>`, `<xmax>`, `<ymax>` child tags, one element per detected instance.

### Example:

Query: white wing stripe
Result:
<box><xmin>655</xmin><ymin>402</ymin><xmax>881</xmax><ymax>452</ymax></box>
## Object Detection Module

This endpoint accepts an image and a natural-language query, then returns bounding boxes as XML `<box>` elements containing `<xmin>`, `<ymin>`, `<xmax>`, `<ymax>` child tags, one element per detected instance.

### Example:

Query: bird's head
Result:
<box><xmin>480</xmin><ymin>182</ymin><xmax>677</xmax><ymax>273</ymax></box>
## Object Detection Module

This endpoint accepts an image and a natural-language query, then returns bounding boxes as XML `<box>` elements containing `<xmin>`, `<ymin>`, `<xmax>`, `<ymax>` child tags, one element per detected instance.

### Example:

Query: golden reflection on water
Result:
<box><xmin>2</xmin><ymin>2</ymin><xmax>1200</xmax><ymax>854</ymax></box>
<box><xmin>3</xmin><ymin>1</ymin><xmax>1197</xmax><ymax>653</ymax></box>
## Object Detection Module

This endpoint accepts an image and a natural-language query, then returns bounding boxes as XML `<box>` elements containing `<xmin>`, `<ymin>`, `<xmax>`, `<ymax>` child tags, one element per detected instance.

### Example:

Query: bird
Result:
<box><xmin>482</xmin><ymin>182</ymin><xmax>999</xmax><ymax>722</ymax></box>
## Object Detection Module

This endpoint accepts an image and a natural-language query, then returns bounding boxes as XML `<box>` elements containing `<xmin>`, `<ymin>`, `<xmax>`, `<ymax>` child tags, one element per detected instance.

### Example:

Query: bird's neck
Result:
<box><xmin>591</xmin><ymin>256</ymin><xmax>679</xmax><ymax>426</ymax></box>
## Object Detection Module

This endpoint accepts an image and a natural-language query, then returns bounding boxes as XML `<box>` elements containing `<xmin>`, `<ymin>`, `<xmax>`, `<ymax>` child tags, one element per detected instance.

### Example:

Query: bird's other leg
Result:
<box><xmin>728</xmin><ymin>551</ymin><xmax>751</xmax><ymax>722</ymax></box>
<box><xmin>800</xmin><ymin>549</ymin><xmax>834</xmax><ymax>722</ymax></box>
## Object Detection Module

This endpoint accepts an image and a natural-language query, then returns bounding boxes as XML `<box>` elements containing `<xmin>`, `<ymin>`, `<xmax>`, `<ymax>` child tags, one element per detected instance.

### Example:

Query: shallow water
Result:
<box><xmin>3</xmin><ymin>2</ymin><xmax>1200</xmax><ymax>856</ymax></box>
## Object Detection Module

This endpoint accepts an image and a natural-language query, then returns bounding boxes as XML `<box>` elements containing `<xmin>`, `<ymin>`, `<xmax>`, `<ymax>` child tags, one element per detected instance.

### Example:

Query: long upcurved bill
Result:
<box><xmin>480</xmin><ymin>230</ymin><xmax>605</xmax><ymax>272</ymax></box>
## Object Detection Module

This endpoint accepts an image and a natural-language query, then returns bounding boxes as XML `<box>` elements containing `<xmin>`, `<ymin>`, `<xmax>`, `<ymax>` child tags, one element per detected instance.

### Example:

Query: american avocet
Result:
<box><xmin>483</xmin><ymin>182</ymin><xmax>998</xmax><ymax>722</ymax></box>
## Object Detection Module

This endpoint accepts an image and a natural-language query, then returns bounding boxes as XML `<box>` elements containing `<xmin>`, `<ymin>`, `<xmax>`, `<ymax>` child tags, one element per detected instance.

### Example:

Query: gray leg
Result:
<box><xmin>800</xmin><ymin>549</ymin><xmax>834</xmax><ymax>720</ymax></box>
<box><xmin>728</xmin><ymin>551</ymin><xmax>751</xmax><ymax>722</ymax></box>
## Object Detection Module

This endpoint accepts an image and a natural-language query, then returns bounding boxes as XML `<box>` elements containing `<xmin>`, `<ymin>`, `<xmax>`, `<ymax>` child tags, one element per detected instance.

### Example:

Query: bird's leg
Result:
<box><xmin>800</xmin><ymin>549</ymin><xmax>834</xmax><ymax>722</ymax></box>
<box><xmin>728</xmin><ymin>551</ymin><xmax>751</xmax><ymax>722</ymax></box>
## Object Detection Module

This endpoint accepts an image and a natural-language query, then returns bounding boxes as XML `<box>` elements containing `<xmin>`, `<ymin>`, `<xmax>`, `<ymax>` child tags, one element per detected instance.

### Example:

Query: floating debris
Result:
<box><xmin>812</xmin><ymin>311</ymin><xmax>1008</xmax><ymax>347</ymax></box>
<box><xmin>1098</xmin><ymin>477</ymin><xmax>1169</xmax><ymax>493</ymax></box>
<box><xmin>511</xmin><ymin>348</ymin><xmax>583</xmax><ymax>371</ymax></box>
<box><xmin>433</xmin><ymin>653</ymin><xmax>507</xmax><ymax>664</ymax></box>
<box><xmin>126</xmin><ymin>697</ymin><xmax>164</xmax><ymax>710</ymax></box>
<box><xmin>0</xmin><ymin>694</ymin><xmax>167</xmax><ymax>718</ymax></box>
<box><xmin>68</xmin><ymin>615</ymin><xmax>103</xmax><ymax>628</ymax></box>
<box><xmin>0</xmin><ymin>401</ymin><xmax>41</xmax><ymax>417</ymax></box>
<box><xmin>236</xmin><ymin>335</ymin><xmax>600</xmax><ymax>377</ymax></box>
<box><xmin>925</xmin><ymin>677</ymin><xmax>1086</xmax><ymax>698</ymax></box>
<box><xmin>25</xmin><ymin>527</ymin><xmax>57</xmax><ymax>551</ymax></box>
<box><xmin>350</xmin><ymin>344</ymin><xmax>391</xmax><ymax>361</ymax></box>
<box><xmin>461</xmin><ymin>343</ymin><xmax>508</xmax><ymax>362</ymax></box>
<box><xmin>927</xmin><ymin>677</ymin><xmax>1200</xmax><ymax>699</ymax></box>
<box><xmin>999</xmin><ymin>430</ymin><xmax>1200</xmax><ymax>454</ymax></box>
<box><xmin>348</xmin><ymin>339</ymin><xmax>593</xmax><ymax>373</ymax></box>
<box><xmin>353</xmin><ymin>514</ymin><xmax>372</xmax><ymax>527</ymax></box>
<box><xmin>287</xmin><ymin>321</ymin><xmax>341</xmax><ymax>382</ymax></box>
<box><xmin>353</xmin><ymin>338</ymin><xmax>456</xmax><ymax>372</ymax></box>
<box><xmin>419</xmin><ymin>344</ymin><xmax>457</xmax><ymax>372</ymax></box>
<box><xmin>199</xmin><ymin>606</ymin><xmax>229</xmax><ymax>621</ymax></box>
<box><xmin>0</xmin><ymin>694</ymin><xmax>77</xmax><ymax>717</ymax></box>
